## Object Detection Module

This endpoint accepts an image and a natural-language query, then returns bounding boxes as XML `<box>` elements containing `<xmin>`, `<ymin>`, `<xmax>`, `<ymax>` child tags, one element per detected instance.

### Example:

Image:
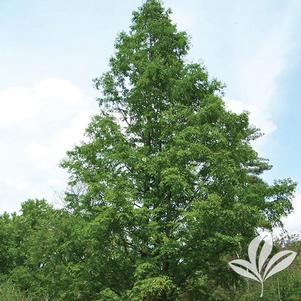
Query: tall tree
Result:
<box><xmin>62</xmin><ymin>1</ymin><xmax>296</xmax><ymax>300</ymax></box>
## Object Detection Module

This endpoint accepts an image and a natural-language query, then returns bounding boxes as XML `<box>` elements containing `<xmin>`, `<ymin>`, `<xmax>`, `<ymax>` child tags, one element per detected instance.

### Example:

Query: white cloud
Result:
<box><xmin>224</xmin><ymin>1</ymin><xmax>301</xmax><ymax>151</ymax></box>
<box><xmin>225</xmin><ymin>98</ymin><xmax>277</xmax><ymax>136</ymax></box>
<box><xmin>25</xmin><ymin>110</ymin><xmax>93</xmax><ymax>169</ymax></box>
<box><xmin>0</xmin><ymin>87</ymin><xmax>39</xmax><ymax>126</ymax></box>
<box><xmin>0</xmin><ymin>79</ymin><xmax>86</xmax><ymax>127</ymax></box>
<box><xmin>0</xmin><ymin>79</ymin><xmax>97</xmax><ymax>213</ymax></box>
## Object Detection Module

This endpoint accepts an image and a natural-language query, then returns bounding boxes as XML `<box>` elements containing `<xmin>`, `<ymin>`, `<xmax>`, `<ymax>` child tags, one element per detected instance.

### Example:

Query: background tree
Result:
<box><xmin>61</xmin><ymin>0</ymin><xmax>296</xmax><ymax>300</ymax></box>
<box><xmin>0</xmin><ymin>200</ymin><xmax>88</xmax><ymax>300</ymax></box>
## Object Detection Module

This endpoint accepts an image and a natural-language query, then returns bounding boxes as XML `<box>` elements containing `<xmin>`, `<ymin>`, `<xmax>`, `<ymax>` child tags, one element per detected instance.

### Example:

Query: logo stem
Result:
<box><xmin>260</xmin><ymin>281</ymin><xmax>264</xmax><ymax>298</ymax></box>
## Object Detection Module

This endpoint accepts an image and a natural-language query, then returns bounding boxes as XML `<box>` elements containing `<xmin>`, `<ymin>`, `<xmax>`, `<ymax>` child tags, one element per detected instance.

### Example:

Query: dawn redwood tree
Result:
<box><xmin>62</xmin><ymin>1</ymin><xmax>296</xmax><ymax>300</ymax></box>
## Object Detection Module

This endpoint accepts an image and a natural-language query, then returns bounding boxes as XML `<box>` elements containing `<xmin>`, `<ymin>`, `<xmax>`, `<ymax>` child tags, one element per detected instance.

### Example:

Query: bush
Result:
<box><xmin>0</xmin><ymin>282</ymin><xmax>28</xmax><ymax>301</ymax></box>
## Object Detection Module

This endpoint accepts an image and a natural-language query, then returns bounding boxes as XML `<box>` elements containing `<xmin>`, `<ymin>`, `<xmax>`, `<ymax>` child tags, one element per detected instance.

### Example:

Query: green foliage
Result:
<box><xmin>97</xmin><ymin>288</ymin><xmax>122</xmax><ymax>301</ymax></box>
<box><xmin>127</xmin><ymin>276</ymin><xmax>177</xmax><ymax>301</ymax></box>
<box><xmin>61</xmin><ymin>0</ymin><xmax>296</xmax><ymax>299</ymax></box>
<box><xmin>0</xmin><ymin>282</ymin><xmax>28</xmax><ymax>301</ymax></box>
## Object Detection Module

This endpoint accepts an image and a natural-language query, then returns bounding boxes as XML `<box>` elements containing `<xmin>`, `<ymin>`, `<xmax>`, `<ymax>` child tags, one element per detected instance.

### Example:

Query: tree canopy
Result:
<box><xmin>61</xmin><ymin>0</ymin><xmax>296</xmax><ymax>299</ymax></box>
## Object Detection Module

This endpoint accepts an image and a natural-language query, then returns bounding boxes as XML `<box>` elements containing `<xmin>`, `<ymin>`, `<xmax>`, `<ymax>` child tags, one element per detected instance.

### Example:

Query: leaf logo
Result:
<box><xmin>229</xmin><ymin>235</ymin><xmax>297</xmax><ymax>297</ymax></box>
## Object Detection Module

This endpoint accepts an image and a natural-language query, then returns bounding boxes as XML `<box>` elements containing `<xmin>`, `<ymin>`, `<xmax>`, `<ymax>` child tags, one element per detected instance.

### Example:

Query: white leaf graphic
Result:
<box><xmin>229</xmin><ymin>259</ymin><xmax>262</xmax><ymax>282</ymax></box>
<box><xmin>263</xmin><ymin>250</ymin><xmax>297</xmax><ymax>280</ymax></box>
<box><xmin>229</xmin><ymin>235</ymin><xmax>297</xmax><ymax>298</ymax></box>
<box><xmin>248</xmin><ymin>235</ymin><xmax>262</xmax><ymax>267</ymax></box>
<box><xmin>229</xmin><ymin>260</ymin><xmax>261</xmax><ymax>282</ymax></box>
<box><xmin>258</xmin><ymin>239</ymin><xmax>273</xmax><ymax>273</ymax></box>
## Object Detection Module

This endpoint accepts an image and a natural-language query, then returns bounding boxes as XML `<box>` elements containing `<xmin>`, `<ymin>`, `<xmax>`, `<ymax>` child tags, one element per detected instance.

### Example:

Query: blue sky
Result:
<box><xmin>0</xmin><ymin>0</ymin><xmax>300</xmax><ymax>232</ymax></box>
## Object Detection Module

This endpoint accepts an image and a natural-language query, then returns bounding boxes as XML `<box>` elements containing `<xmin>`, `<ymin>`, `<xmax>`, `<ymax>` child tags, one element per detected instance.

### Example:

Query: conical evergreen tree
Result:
<box><xmin>62</xmin><ymin>1</ymin><xmax>296</xmax><ymax>300</ymax></box>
